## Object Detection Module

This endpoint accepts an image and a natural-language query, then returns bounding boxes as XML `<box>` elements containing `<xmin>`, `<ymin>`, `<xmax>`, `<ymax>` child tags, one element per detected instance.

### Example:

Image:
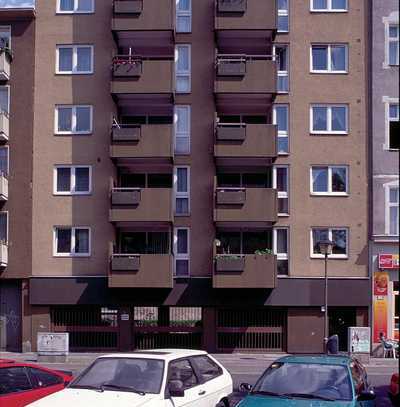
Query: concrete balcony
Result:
<box><xmin>110</xmin><ymin>124</ymin><xmax>173</xmax><ymax>162</ymax></box>
<box><xmin>0</xmin><ymin>51</ymin><xmax>11</xmax><ymax>81</ymax></box>
<box><xmin>0</xmin><ymin>174</ymin><xmax>8</xmax><ymax>201</ymax></box>
<box><xmin>110</xmin><ymin>188</ymin><xmax>173</xmax><ymax>224</ymax></box>
<box><xmin>214</xmin><ymin>187</ymin><xmax>278</xmax><ymax>226</ymax></box>
<box><xmin>215</xmin><ymin>123</ymin><xmax>277</xmax><ymax>165</ymax></box>
<box><xmin>214</xmin><ymin>254</ymin><xmax>277</xmax><ymax>288</ymax></box>
<box><xmin>109</xmin><ymin>254</ymin><xmax>173</xmax><ymax>288</ymax></box>
<box><xmin>0</xmin><ymin>112</ymin><xmax>9</xmax><ymax>141</ymax></box>
<box><xmin>0</xmin><ymin>243</ymin><xmax>8</xmax><ymax>267</ymax></box>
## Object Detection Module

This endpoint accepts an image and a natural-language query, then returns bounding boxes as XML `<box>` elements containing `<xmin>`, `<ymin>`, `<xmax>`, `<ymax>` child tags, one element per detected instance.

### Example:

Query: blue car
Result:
<box><xmin>237</xmin><ymin>355</ymin><xmax>376</xmax><ymax>406</ymax></box>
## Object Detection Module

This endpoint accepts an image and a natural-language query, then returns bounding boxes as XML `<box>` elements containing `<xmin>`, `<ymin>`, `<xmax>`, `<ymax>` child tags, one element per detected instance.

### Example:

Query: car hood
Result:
<box><xmin>26</xmin><ymin>388</ymin><xmax>161</xmax><ymax>407</ymax></box>
<box><xmin>238</xmin><ymin>394</ymin><xmax>355</xmax><ymax>407</ymax></box>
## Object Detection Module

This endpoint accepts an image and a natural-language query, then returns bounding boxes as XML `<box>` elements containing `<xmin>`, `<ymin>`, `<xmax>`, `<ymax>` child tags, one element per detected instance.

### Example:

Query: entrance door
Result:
<box><xmin>329</xmin><ymin>307</ymin><xmax>356</xmax><ymax>351</ymax></box>
<box><xmin>0</xmin><ymin>281</ymin><xmax>21</xmax><ymax>351</ymax></box>
<box><xmin>393</xmin><ymin>282</ymin><xmax>399</xmax><ymax>340</ymax></box>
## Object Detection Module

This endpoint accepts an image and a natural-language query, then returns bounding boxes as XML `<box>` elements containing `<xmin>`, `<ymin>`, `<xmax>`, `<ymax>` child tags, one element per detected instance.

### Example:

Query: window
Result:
<box><xmin>273</xmin><ymin>104</ymin><xmax>289</xmax><ymax>154</ymax></box>
<box><xmin>174</xmin><ymin>166</ymin><xmax>190</xmax><ymax>215</ymax></box>
<box><xmin>174</xmin><ymin>105</ymin><xmax>191</xmax><ymax>154</ymax></box>
<box><xmin>54</xmin><ymin>227</ymin><xmax>90</xmax><ymax>256</ymax></box>
<box><xmin>176</xmin><ymin>0</ymin><xmax>191</xmax><ymax>33</ymax></box>
<box><xmin>57</xmin><ymin>0</ymin><xmax>94</xmax><ymax>13</ymax></box>
<box><xmin>311</xmin><ymin>227</ymin><xmax>349</xmax><ymax>258</ymax></box>
<box><xmin>174</xmin><ymin>227</ymin><xmax>190</xmax><ymax>277</ymax></box>
<box><xmin>0</xmin><ymin>367</ymin><xmax>32</xmax><ymax>395</ymax></box>
<box><xmin>56</xmin><ymin>45</ymin><xmax>94</xmax><ymax>74</ymax></box>
<box><xmin>277</xmin><ymin>0</ymin><xmax>289</xmax><ymax>32</ymax></box>
<box><xmin>310</xmin><ymin>0</ymin><xmax>348</xmax><ymax>12</ymax></box>
<box><xmin>310</xmin><ymin>104</ymin><xmax>348</xmax><ymax>134</ymax></box>
<box><xmin>175</xmin><ymin>45</ymin><xmax>191</xmax><ymax>93</ymax></box>
<box><xmin>191</xmin><ymin>356</ymin><xmax>222</xmax><ymax>382</ymax></box>
<box><xmin>0</xmin><ymin>86</ymin><xmax>9</xmax><ymax>115</ymax></box>
<box><xmin>274</xmin><ymin>45</ymin><xmax>289</xmax><ymax>92</ymax></box>
<box><xmin>0</xmin><ymin>26</ymin><xmax>11</xmax><ymax>49</ymax></box>
<box><xmin>311</xmin><ymin>44</ymin><xmax>348</xmax><ymax>73</ymax></box>
<box><xmin>54</xmin><ymin>166</ymin><xmax>92</xmax><ymax>195</ymax></box>
<box><xmin>274</xmin><ymin>228</ymin><xmax>289</xmax><ymax>276</ymax></box>
<box><xmin>0</xmin><ymin>146</ymin><xmax>8</xmax><ymax>177</ymax></box>
<box><xmin>273</xmin><ymin>166</ymin><xmax>289</xmax><ymax>215</ymax></box>
<box><xmin>388</xmin><ymin>103</ymin><xmax>399</xmax><ymax>150</ymax></box>
<box><xmin>388</xmin><ymin>24</ymin><xmax>399</xmax><ymax>66</ymax></box>
<box><xmin>168</xmin><ymin>359</ymin><xmax>197</xmax><ymax>390</ymax></box>
<box><xmin>385</xmin><ymin>183</ymin><xmax>399</xmax><ymax>235</ymax></box>
<box><xmin>311</xmin><ymin>166</ymin><xmax>348</xmax><ymax>195</ymax></box>
<box><xmin>0</xmin><ymin>212</ymin><xmax>7</xmax><ymax>244</ymax></box>
<box><xmin>55</xmin><ymin>105</ymin><xmax>93</xmax><ymax>134</ymax></box>
<box><xmin>28</xmin><ymin>368</ymin><xmax>63</xmax><ymax>388</ymax></box>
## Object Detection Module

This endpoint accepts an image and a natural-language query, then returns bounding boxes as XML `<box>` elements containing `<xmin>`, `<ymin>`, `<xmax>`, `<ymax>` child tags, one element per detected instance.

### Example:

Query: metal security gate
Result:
<box><xmin>216</xmin><ymin>308</ymin><xmax>287</xmax><ymax>352</ymax></box>
<box><xmin>51</xmin><ymin>307</ymin><xmax>119</xmax><ymax>351</ymax></box>
<box><xmin>133</xmin><ymin>307</ymin><xmax>202</xmax><ymax>350</ymax></box>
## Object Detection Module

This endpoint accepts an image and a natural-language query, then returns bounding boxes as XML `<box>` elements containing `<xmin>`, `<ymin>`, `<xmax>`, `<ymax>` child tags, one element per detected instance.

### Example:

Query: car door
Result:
<box><xmin>0</xmin><ymin>366</ymin><xmax>35</xmax><ymax>407</ymax></box>
<box><xmin>26</xmin><ymin>367</ymin><xmax>66</xmax><ymax>403</ymax></box>
<box><xmin>351</xmin><ymin>363</ymin><xmax>375</xmax><ymax>407</ymax></box>
<box><xmin>190</xmin><ymin>355</ymin><xmax>230</xmax><ymax>406</ymax></box>
<box><xmin>167</xmin><ymin>358</ymin><xmax>207</xmax><ymax>407</ymax></box>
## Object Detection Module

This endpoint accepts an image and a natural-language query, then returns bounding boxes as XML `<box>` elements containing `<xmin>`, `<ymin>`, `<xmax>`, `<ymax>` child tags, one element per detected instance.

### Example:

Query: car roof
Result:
<box><xmin>0</xmin><ymin>359</ymin><xmax>73</xmax><ymax>377</ymax></box>
<box><xmin>276</xmin><ymin>354</ymin><xmax>352</xmax><ymax>366</ymax></box>
<box><xmin>98</xmin><ymin>349</ymin><xmax>208</xmax><ymax>362</ymax></box>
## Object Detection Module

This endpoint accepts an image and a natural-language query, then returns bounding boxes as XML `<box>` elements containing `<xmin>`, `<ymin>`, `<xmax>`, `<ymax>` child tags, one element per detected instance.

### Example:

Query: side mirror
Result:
<box><xmin>357</xmin><ymin>390</ymin><xmax>376</xmax><ymax>401</ymax></box>
<box><xmin>240</xmin><ymin>383</ymin><xmax>252</xmax><ymax>393</ymax></box>
<box><xmin>168</xmin><ymin>380</ymin><xmax>185</xmax><ymax>398</ymax></box>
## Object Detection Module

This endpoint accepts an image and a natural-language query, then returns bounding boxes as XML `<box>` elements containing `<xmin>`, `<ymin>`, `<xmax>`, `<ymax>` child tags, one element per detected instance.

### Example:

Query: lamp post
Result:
<box><xmin>318</xmin><ymin>239</ymin><xmax>334</xmax><ymax>353</ymax></box>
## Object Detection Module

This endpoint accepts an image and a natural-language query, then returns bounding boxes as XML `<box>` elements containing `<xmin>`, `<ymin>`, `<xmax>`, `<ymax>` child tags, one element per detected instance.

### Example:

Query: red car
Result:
<box><xmin>389</xmin><ymin>373</ymin><xmax>399</xmax><ymax>405</ymax></box>
<box><xmin>0</xmin><ymin>359</ymin><xmax>72</xmax><ymax>407</ymax></box>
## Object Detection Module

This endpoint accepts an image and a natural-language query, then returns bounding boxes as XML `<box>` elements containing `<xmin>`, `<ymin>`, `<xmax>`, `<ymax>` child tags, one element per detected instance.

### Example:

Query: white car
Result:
<box><xmin>27</xmin><ymin>349</ymin><xmax>233</xmax><ymax>407</ymax></box>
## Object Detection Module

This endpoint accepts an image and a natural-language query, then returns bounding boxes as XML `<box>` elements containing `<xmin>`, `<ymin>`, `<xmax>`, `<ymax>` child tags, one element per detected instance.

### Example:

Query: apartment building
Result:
<box><xmin>370</xmin><ymin>0</ymin><xmax>399</xmax><ymax>348</ymax></box>
<box><xmin>0</xmin><ymin>0</ymin><xmax>369</xmax><ymax>353</ymax></box>
<box><xmin>0</xmin><ymin>7</ymin><xmax>35</xmax><ymax>352</ymax></box>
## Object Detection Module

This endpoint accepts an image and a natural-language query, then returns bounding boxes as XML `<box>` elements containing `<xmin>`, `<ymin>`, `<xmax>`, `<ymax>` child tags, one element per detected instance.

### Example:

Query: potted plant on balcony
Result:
<box><xmin>112</xmin><ymin>55</ymin><xmax>142</xmax><ymax>77</ymax></box>
<box><xmin>254</xmin><ymin>248</ymin><xmax>274</xmax><ymax>256</ymax></box>
<box><xmin>215</xmin><ymin>254</ymin><xmax>245</xmax><ymax>272</ymax></box>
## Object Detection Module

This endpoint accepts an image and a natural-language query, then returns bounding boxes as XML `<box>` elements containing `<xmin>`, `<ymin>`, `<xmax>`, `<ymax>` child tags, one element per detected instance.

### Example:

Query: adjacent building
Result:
<box><xmin>1</xmin><ymin>0</ymin><xmax>372</xmax><ymax>353</ymax></box>
<box><xmin>370</xmin><ymin>0</ymin><xmax>399</xmax><ymax>348</ymax></box>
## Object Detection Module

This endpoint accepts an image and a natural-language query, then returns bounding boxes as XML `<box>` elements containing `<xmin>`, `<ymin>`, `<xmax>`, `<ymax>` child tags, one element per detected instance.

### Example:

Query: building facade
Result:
<box><xmin>370</xmin><ymin>0</ymin><xmax>399</xmax><ymax>347</ymax></box>
<box><xmin>1</xmin><ymin>0</ymin><xmax>371</xmax><ymax>353</ymax></box>
<box><xmin>0</xmin><ymin>7</ymin><xmax>35</xmax><ymax>352</ymax></box>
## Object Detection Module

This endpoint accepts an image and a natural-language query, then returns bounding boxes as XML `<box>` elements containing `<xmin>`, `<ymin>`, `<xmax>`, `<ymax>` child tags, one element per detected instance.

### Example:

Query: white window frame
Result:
<box><xmin>0</xmin><ymin>26</ymin><xmax>11</xmax><ymax>49</ymax></box>
<box><xmin>274</xmin><ymin>44</ymin><xmax>289</xmax><ymax>93</ymax></box>
<box><xmin>174</xmin><ymin>105</ymin><xmax>191</xmax><ymax>154</ymax></box>
<box><xmin>273</xmin><ymin>227</ymin><xmax>289</xmax><ymax>275</ymax></box>
<box><xmin>273</xmin><ymin>104</ymin><xmax>289</xmax><ymax>155</ymax></box>
<box><xmin>310</xmin><ymin>44</ymin><xmax>348</xmax><ymax>73</ymax></box>
<box><xmin>310</xmin><ymin>0</ymin><xmax>348</xmax><ymax>12</ymax></box>
<box><xmin>176</xmin><ymin>0</ymin><xmax>192</xmax><ymax>33</ymax></box>
<box><xmin>0</xmin><ymin>145</ymin><xmax>9</xmax><ymax>177</ymax></box>
<box><xmin>310</xmin><ymin>165</ymin><xmax>349</xmax><ymax>196</ymax></box>
<box><xmin>53</xmin><ymin>165</ymin><xmax>92</xmax><ymax>196</ymax></box>
<box><xmin>277</xmin><ymin>0</ymin><xmax>289</xmax><ymax>33</ymax></box>
<box><xmin>56</xmin><ymin>45</ymin><xmax>94</xmax><ymax>74</ymax></box>
<box><xmin>174</xmin><ymin>166</ymin><xmax>190</xmax><ymax>215</ymax></box>
<box><xmin>310</xmin><ymin>227</ymin><xmax>349</xmax><ymax>259</ymax></box>
<box><xmin>310</xmin><ymin>104</ymin><xmax>349</xmax><ymax>134</ymax></box>
<box><xmin>384</xmin><ymin>181</ymin><xmax>399</xmax><ymax>236</ymax></box>
<box><xmin>55</xmin><ymin>105</ymin><xmax>93</xmax><ymax>135</ymax></box>
<box><xmin>173</xmin><ymin>227</ymin><xmax>190</xmax><ymax>277</ymax></box>
<box><xmin>273</xmin><ymin>165</ymin><xmax>290</xmax><ymax>216</ymax></box>
<box><xmin>175</xmin><ymin>45</ymin><xmax>191</xmax><ymax>93</ymax></box>
<box><xmin>384</xmin><ymin>98</ymin><xmax>399</xmax><ymax>150</ymax></box>
<box><xmin>0</xmin><ymin>85</ymin><xmax>10</xmax><ymax>115</ymax></box>
<box><xmin>0</xmin><ymin>211</ymin><xmax>8</xmax><ymax>245</ymax></box>
<box><xmin>56</xmin><ymin>0</ymin><xmax>95</xmax><ymax>14</ymax></box>
<box><xmin>53</xmin><ymin>226</ymin><xmax>91</xmax><ymax>257</ymax></box>
<box><xmin>383</xmin><ymin>14</ymin><xmax>399</xmax><ymax>68</ymax></box>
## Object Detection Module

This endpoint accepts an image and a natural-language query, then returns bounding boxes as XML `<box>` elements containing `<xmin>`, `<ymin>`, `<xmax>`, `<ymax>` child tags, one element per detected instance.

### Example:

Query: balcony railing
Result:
<box><xmin>113</xmin><ymin>0</ymin><xmax>143</xmax><ymax>14</ymax></box>
<box><xmin>0</xmin><ymin>173</ymin><xmax>8</xmax><ymax>201</ymax></box>
<box><xmin>109</xmin><ymin>253</ymin><xmax>173</xmax><ymax>288</ymax></box>
<box><xmin>0</xmin><ymin>242</ymin><xmax>8</xmax><ymax>267</ymax></box>
<box><xmin>111</xmin><ymin>188</ymin><xmax>141</xmax><ymax>206</ymax></box>
<box><xmin>214</xmin><ymin>254</ymin><xmax>277</xmax><ymax>288</ymax></box>
<box><xmin>112</xmin><ymin>125</ymin><xmax>141</xmax><ymax>142</ymax></box>
<box><xmin>0</xmin><ymin>111</ymin><xmax>9</xmax><ymax>141</ymax></box>
<box><xmin>0</xmin><ymin>49</ymin><xmax>11</xmax><ymax>81</ymax></box>
<box><xmin>217</xmin><ymin>0</ymin><xmax>247</xmax><ymax>13</ymax></box>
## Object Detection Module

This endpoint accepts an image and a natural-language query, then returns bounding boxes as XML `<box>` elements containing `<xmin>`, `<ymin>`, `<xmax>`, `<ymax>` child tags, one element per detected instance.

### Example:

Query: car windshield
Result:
<box><xmin>252</xmin><ymin>362</ymin><xmax>353</xmax><ymax>401</ymax></box>
<box><xmin>70</xmin><ymin>358</ymin><xmax>164</xmax><ymax>394</ymax></box>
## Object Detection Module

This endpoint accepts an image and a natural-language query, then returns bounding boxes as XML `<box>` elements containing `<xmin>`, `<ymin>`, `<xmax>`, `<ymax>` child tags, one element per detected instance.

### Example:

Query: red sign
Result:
<box><xmin>379</xmin><ymin>254</ymin><xmax>399</xmax><ymax>270</ymax></box>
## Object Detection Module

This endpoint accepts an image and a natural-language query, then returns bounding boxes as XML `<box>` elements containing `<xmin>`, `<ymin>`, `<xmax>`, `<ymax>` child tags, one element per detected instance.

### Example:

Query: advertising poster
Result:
<box><xmin>349</xmin><ymin>327</ymin><xmax>370</xmax><ymax>353</ymax></box>
<box><xmin>373</xmin><ymin>272</ymin><xmax>389</xmax><ymax>342</ymax></box>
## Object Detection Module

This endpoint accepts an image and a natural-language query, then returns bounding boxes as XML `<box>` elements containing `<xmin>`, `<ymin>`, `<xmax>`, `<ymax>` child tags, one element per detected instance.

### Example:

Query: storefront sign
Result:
<box><xmin>379</xmin><ymin>254</ymin><xmax>399</xmax><ymax>270</ymax></box>
<box><xmin>373</xmin><ymin>272</ymin><xmax>389</xmax><ymax>343</ymax></box>
<box><xmin>348</xmin><ymin>327</ymin><xmax>370</xmax><ymax>353</ymax></box>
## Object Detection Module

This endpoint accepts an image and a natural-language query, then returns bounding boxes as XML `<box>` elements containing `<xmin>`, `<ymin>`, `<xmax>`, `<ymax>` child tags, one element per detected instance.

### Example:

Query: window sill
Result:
<box><xmin>174</xmin><ymin>213</ymin><xmax>191</xmax><ymax>217</ymax></box>
<box><xmin>278</xmin><ymin>213</ymin><xmax>290</xmax><ymax>217</ymax></box>
<box><xmin>310</xmin><ymin>71</ymin><xmax>348</xmax><ymax>75</ymax></box>
<box><xmin>310</xmin><ymin>255</ymin><xmax>348</xmax><ymax>260</ymax></box>
<box><xmin>53</xmin><ymin>254</ymin><xmax>90</xmax><ymax>258</ymax></box>
<box><xmin>54</xmin><ymin>132</ymin><xmax>93</xmax><ymax>136</ymax></box>
<box><xmin>310</xmin><ymin>193</ymin><xmax>349</xmax><ymax>197</ymax></box>
<box><xmin>310</xmin><ymin>132</ymin><xmax>348</xmax><ymax>136</ymax></box>
<box><xmin>310</xmin><ymin>10</ymin><xmax>348</xmax><ymax>13</ymax></box>
<box><xmin>56</xmin><ymin>11</ymin><xmax>95</xmax><ymax>15</ymax></box>
<box><xmin>278</xmin><ymin>152</ymin><xmax>290</xmax><ymax>156</ymax></box>
<box><xmin>55</xmin><ymin>72</ymin><xmax>94</xmax><ymax>75</ymax></box>
<box><xmin>53</xmin><ymin>192</ymin><xmax>92</xmax><ymax>196</ymax></box>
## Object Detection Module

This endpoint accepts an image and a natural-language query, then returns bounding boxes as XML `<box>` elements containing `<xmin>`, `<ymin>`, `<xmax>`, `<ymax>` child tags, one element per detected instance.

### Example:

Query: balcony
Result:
<box><xmin>213</xmin><ymin>254</ymin><xmax>277</xmax><ymax>288</ymax></box>
<box><xmin>215</xmin><ymin>55</ymin><xmax>277</xmax><ymax>111</ymax></box>
<box><xmin>0</xmin><ymin>174</ymin><xmax>8</xmax><ymax>201</ymax></box>
<box><xmin>214</xmin><ymin>187</ymin><xmax>278</xmax><ymax>226</ymax></box>
<box><xmin>0</xmin><ymin>112</ymin><xmax>9</xmax><ymax>141</ymax></box>
<box><xmin>0</xmin><ymin>50</ymin><xmax>11</xmax><ymax>81</ymax></box>
<box><xmin>109</xmin><ymin>254</ymin><xmax>173</xmax><ymax>288</ymax></box>
<box><xmin>110</xmin><ymin>124</ymin><xmax>173</xmax><ymax>163</ymax></box>
<box><xmin>0</xmin><ymin>243</ymin><xmax>7</xmax><ymax>267</ymax></box>
<box><xmin>215</xmin><ymin>123</ymin><xmax>277</xmax><ymax>165</ymax></box>
<box><xmin>110</xmin><ymin>187</ymin><xmax>173</xmax><ymax>224</ymax></box>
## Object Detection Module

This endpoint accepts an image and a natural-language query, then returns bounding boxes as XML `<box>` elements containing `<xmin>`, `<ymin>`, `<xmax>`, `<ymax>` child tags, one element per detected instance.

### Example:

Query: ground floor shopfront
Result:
<box><xmin>5</xmin><ymin>277</ymin><xmax>369</xmax><ymax>354</ymax></box>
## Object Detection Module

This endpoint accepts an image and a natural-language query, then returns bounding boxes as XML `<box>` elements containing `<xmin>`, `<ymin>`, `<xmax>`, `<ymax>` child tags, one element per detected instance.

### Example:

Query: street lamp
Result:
<box><xmin>318</xmin><ymin>239</ymin><xmax>334</xmax><ymax>353</ymax></box>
